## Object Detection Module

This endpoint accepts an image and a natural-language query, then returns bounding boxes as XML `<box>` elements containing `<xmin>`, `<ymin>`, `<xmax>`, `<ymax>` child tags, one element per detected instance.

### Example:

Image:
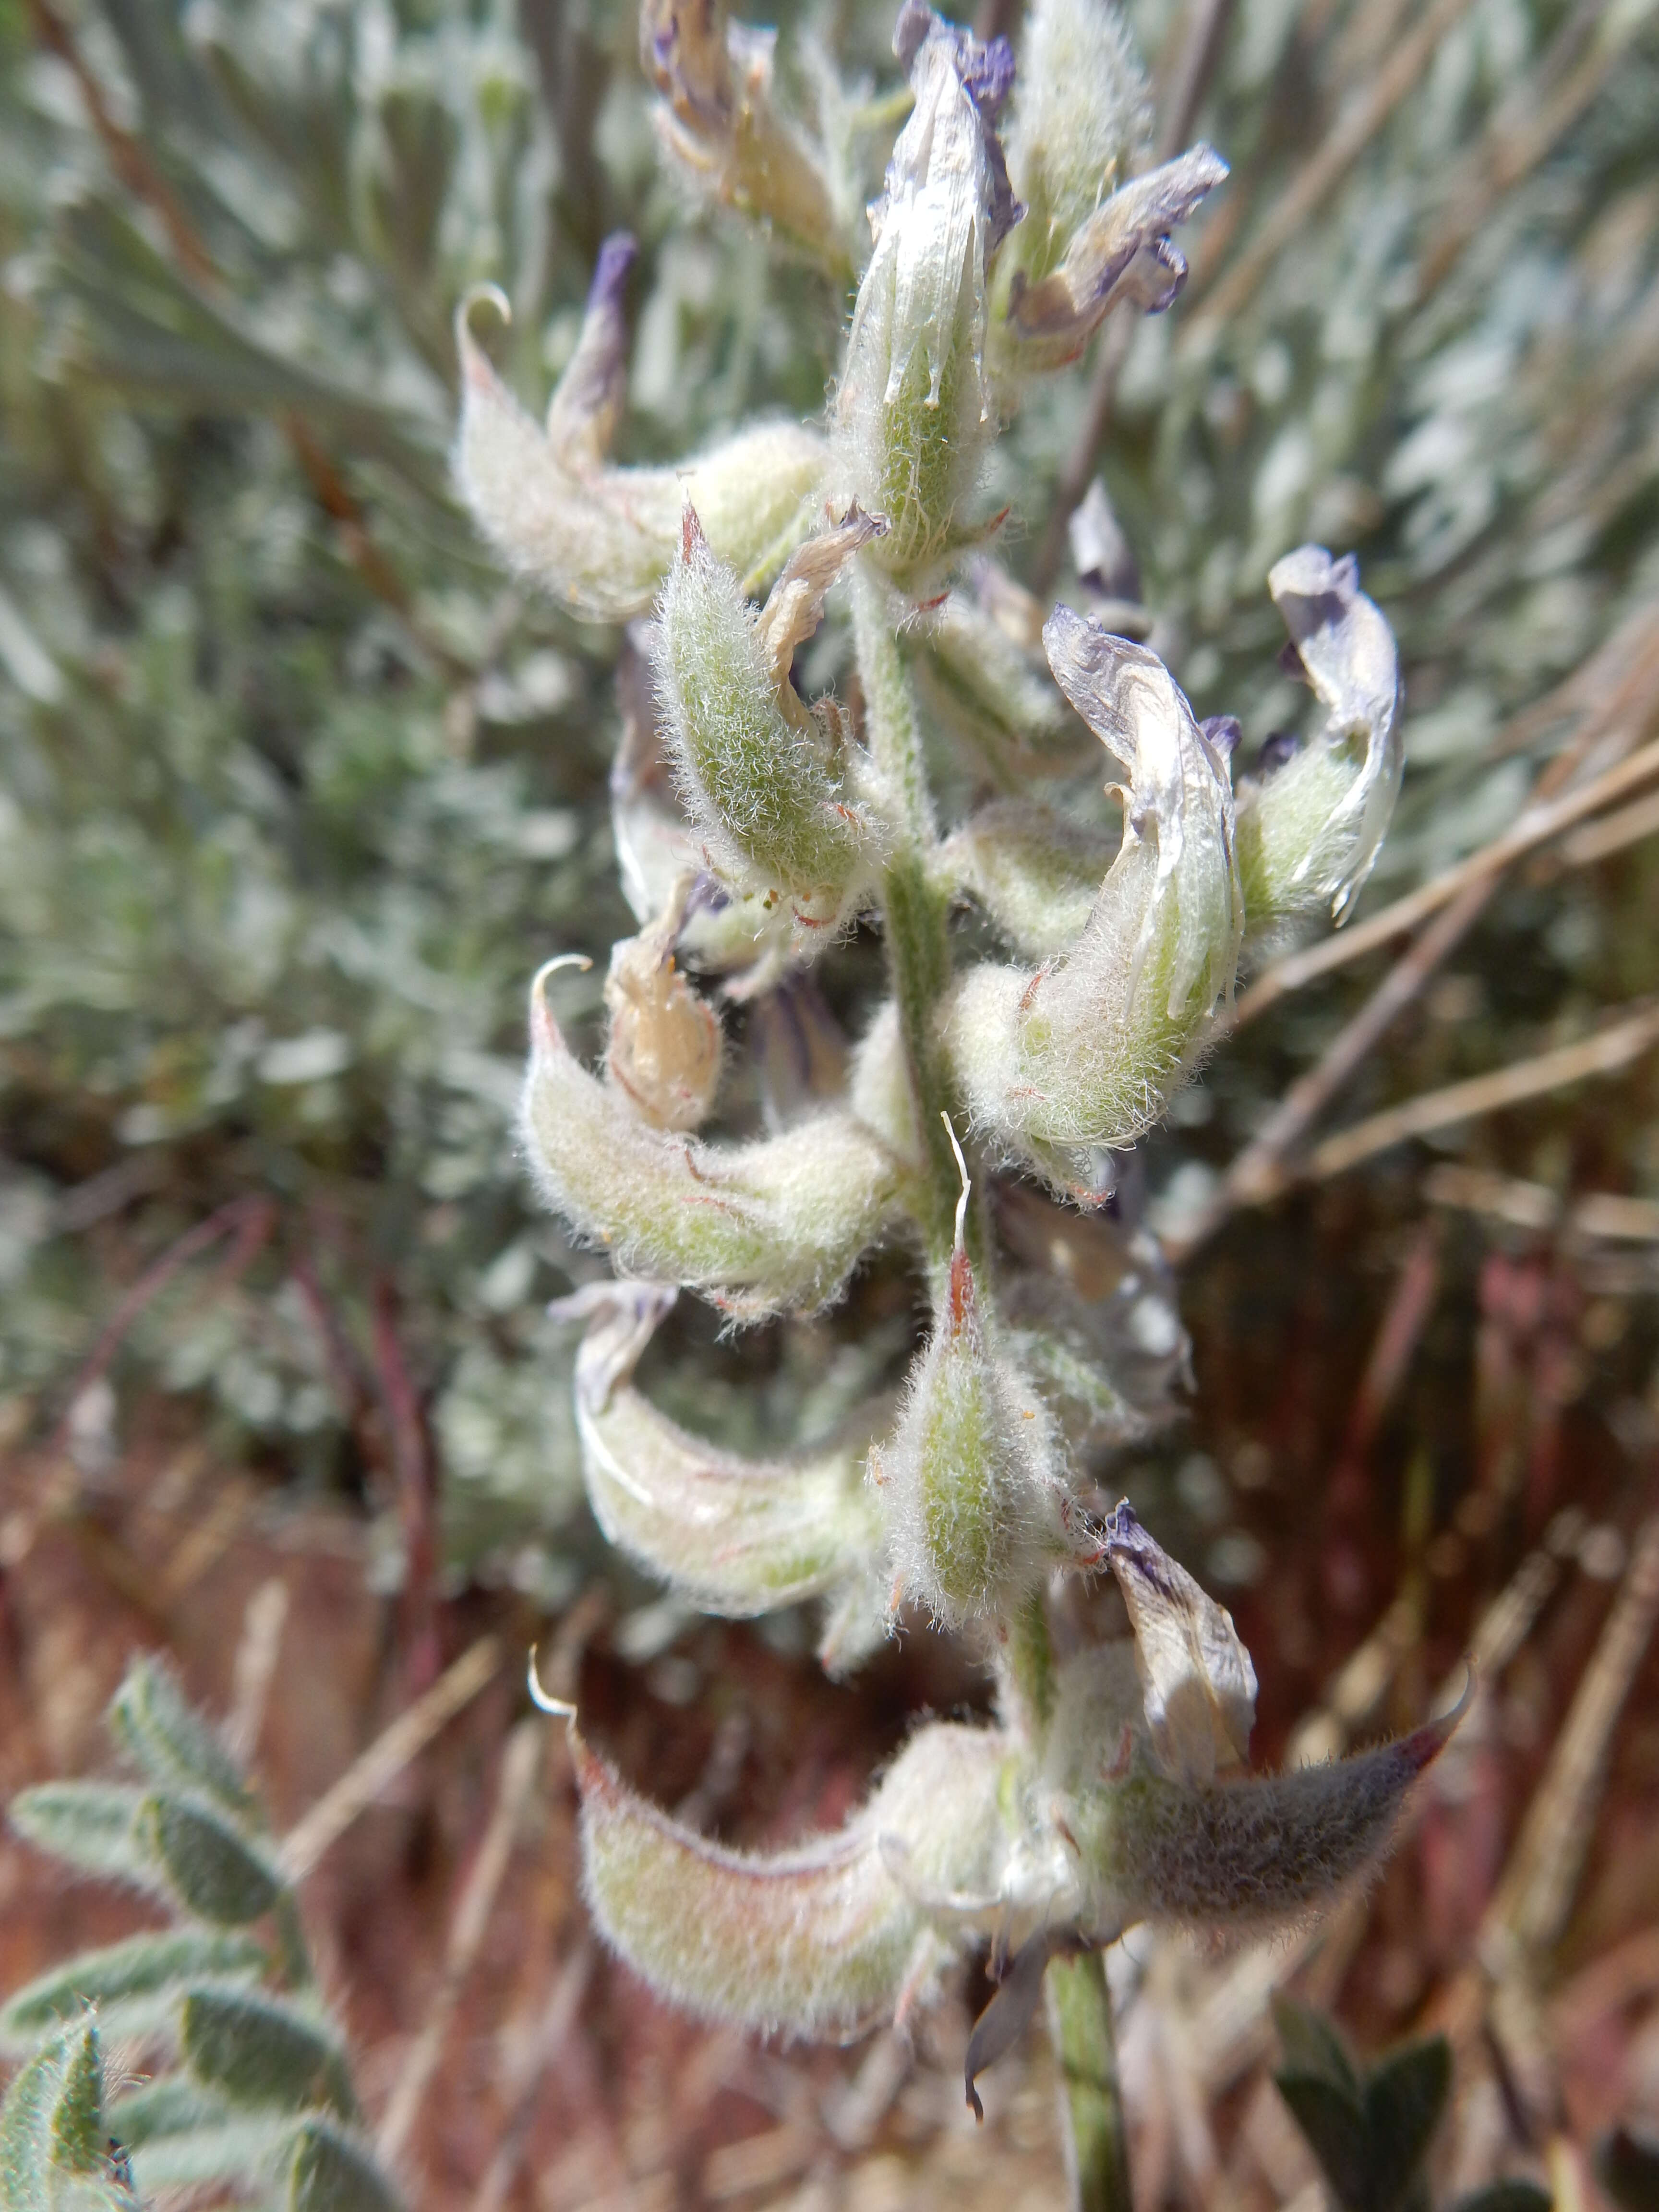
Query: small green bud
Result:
<box><xmin>874</xmin><ymin>1124</ymin><xmax>1075</xmax><ymax>1626</ymax></box>
<box><xmin>914</xmin><ymin>576</ymin><xmax>1090</xmax><ymax>776</ymax></box>
<box><xmin>640</xmin><ymin>0</ymin><xmax>847</xmax><ymax>272</ymax></box>
<box><xmin>941</xmin><ymin>798</ymin><xmax>1113</xmax><ymax>959</ymax></box>
<box><xmin>521</xmin><ymin>962</ymin><xmax>912</xmax><ymax>1317</ymax></box>
<box><xmin>1237</xmin><ymin>545</ymin><xmax>1403</xmax><ymax>929</ymax></box>
<box><xmin>941</xmin><ymin>610</ymin><xmax>1242</xmax><ymax>1195</ymax></box>
<box><xmin>455</xmin><ymin>241</ymin><xmax>823</xmax><ymax>623</ymax></box>
<box><xmin>1004</xmin><ymin>0</ymin><xmax>1149</xmax><ymax>265</ymax></box>
<box><xmin>835</xmin><ymin>2</ymin><xmax>1020</xmax><ymax>583</ymax></box>
<box><xmin>573</xmin><ymin>1717</ymin><xmax>1012</xmax><ymax>2036</ymax></box>
<box><xmin>553</xmin><ymin>1279</ymin><xmax>886</xmax><ymax>1671</ymax></box>
<box><xmin>652</xmin><ymin>505</ymin><xmax>883</xmax><ymax>928</ymax></box>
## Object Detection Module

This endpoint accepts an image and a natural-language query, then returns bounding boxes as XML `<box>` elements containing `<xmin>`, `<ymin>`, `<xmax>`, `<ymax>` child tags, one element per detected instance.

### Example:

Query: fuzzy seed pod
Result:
<box><xmin>1066</xmin><ymin>1700</ymin><xmax>1465</xmax><ymax>1941</ymax></box>
<box><xmin>940</xmin><ymin>610</ymin><xmax>1242</xmax><ymax>1194</ymax></box>
<box><xmin>522</xmin><ymin>963</ymin><xmax>912</xmax><ymax>1318</ymax></box>
<box><xmin>610</xmin><ymin>629</ymin><xmax>801</xmax><ymax>998</ymax></box>
<box><xmin>875</xmin><ymin>1129</ymin><xmax>1073</xmax><ymax>1625</ymax></box>
<box><xmin>641</xmin><ymin>0</ymin><xmax>845</xmax><ymax>271</ymax></box>
<box><xmin>553</xmin><ymin>1279</ymin><xmax>887</xmax><ymax>1673</ymax></box>
<box><xmin>1237</xmin><ymin>545</ymin><xmax>1404</xmax><ymax>928</ymax></box>
<box><xmin>574</xmin><ymin>1719</ymin><xmax>1013</xmax><ymax>2036</ymax></box>
<box><xmin>652</xmin><ymin>506</ymin><xmax>882</xmax><ymax>929</ymax></box>
<box><xmin>455</xmin><ymin>241</ymin><xmax>824</xmax><ymax>624</ymax></box>
<box><xmin>836</xmin><ymin>2</ymin><xmax>1021</xmax><ymax>583</ymax></box>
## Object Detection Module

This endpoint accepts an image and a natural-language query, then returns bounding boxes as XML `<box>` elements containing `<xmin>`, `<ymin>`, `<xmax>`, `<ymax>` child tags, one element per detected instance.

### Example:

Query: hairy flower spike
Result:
<box><xmin>875</xmin><ymin>1119</ymin><xmax>1074</xmax><ymax>1625</ymax></box>
<box><xmin>641</xmin><ymin>0</ymin><xmax>845</xmax><ymax>270</ymax></box>
<box><xmin>837</xmin><ymin>2</ymin><xmax>1020</xmax><ymax>582</ymax></box>
<box><xmin>1238</xmin><ymin>545</ymin><xmax>1405</xmax><ymax>927</ymax></box>
<box><xmin>455</xmin><ymin>259</ymin><xmax>824</xmax><ymax>623</ymax></box>
<box><xmin>553</xmin><ymin>1279</ymin><xmax>887</xmax><ymax>1672</ymax></box>
<box><xmin>652</xmin><ymin>505</ymin><xmax>880</xmax><ymax>930</ymax></box>
<box><xmin>941</xmin><ymin>610</ymin><xmax>1242</xmax><ymax>1193</ymax></box>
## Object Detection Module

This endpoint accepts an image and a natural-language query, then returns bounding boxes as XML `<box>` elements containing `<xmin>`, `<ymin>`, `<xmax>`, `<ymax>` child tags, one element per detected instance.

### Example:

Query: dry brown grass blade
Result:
<box><xmin>377</xmin><ymin>1718</ymin><xmax>545</xmax><ymax>2164</ymax></box>
<box><xmin>279</xmin><ymin>1633</ymin><xmax>503</xmax><ymax>1881</ymax></box>
<box><xmin>1234</xmin><ymin>721</ymin><xmax>1659</xmax><ymax>1033</ymax></box>
<box><xmin>1183</xmin><ymin>0</ymin><xmax>1487</xmax><ymax>336</ymax></box>
<box><xmin>1426</xmin><ymin>1165</ymin><xmax>1659</xmax><ymax>1243</ymax></box>
<box><xmin>1299</xmin><ymin>1001</ymin><xmax>1659</xmax><ymax>1188</ymax></box>
<box><xmin>1486</xmin><ymin>1513</ymin><xmax>1659</xmax><ymax>1964</ymax></box>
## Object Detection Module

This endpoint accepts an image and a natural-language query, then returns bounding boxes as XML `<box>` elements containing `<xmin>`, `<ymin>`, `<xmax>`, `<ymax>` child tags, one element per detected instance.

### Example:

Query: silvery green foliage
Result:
<box><xmin>4</xmin><ymin>1660</ymin><xmax>398</xmax><ymax>2212</ymax></box>
<box><xmin>464</xmin><ymin>0</ymin><xmax>1453</xmax><ymax>2121</ymax></box>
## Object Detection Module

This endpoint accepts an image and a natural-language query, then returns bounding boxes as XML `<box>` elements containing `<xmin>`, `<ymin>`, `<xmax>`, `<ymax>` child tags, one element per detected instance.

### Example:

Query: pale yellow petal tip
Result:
<box><xmin>456</xmin><ymin>283</ymin><xmax>514</xmax><ymax>381</ymax></box>
<box><xmin>526</xmin><ymin>1645</ymin><xmax>577</xmax><ymax>1720</ymax></box>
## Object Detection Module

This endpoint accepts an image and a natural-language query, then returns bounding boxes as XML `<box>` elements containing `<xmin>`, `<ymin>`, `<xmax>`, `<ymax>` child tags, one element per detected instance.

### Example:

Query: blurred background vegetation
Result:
<box><xmin>1</xmin><ymin>0</ymin><xmax>1658</xmax><ymax>2190</ymax></box>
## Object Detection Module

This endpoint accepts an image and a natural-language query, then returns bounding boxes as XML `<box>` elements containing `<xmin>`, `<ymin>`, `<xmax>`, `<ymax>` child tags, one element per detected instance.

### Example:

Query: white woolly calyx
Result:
<box><xmin>651</xmin><ymin>504</ymin><xmax>885</xmax><ymax>941</ymax></box>
<box><xmin>1237</xmin><ymin>544</ymin><xmax>1405</xmax><ymax>928</ymax></box>
<box><xmin>454</xmin><ymin>237</ymin><xmax>824</xmax><ymax>624</ymax></box>
<box><xmin>871</xmin><ymin>1118</ymin><xmax>1079</xmax><ymax>1626</ymax></box>
<box><xmin>551</xmin><ymin>1278</ymin><xmax>888</xmax><ymax>1676</ymax></box>
<box><xmin>938</xmin><ymin>609</ymin><xmax>1241</xmax><ymax>1197</ymax></box>
<box><xmin>520</xmin><ymin>959</ymin><xmax>912</xmax><ymax>1319</ymax></box>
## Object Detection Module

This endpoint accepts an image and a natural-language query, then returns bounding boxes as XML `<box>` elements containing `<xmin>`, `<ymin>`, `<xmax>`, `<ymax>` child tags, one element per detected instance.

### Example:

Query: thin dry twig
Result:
<box><xmin>1233</xmin><ymin>725</ymin><xmax>1659</xmax><ymax>1033</ymax></box>
<box><xmin>1185</xmin><ymin>0</ymin><xmax>1489</xmax><ymax>335</ymax></box>
<box><xmin>279</xmin><ymin>1634</ymin><xmax>503</xmax><ymax>1882</ymax></box>
<box><xmin>1485</xmin><ymin>1513</ymin><xmax>1659</xmax><ymax>1964</ymax></box>
<box><xmin>227</xmin><ymin>1577</ymin><xmax>291</xmax><ymax>1765</ymax></box>
<box><xmin>377</xmin><ymin>1719</ymin><xmax>545</xmax><ymax>2164</ymax></box>
<box><xmin>466</xmin><ymin>1937</ymin><xmax>598</xmax><ymax>2212</ymax></box>
<box><xmin>1300</xmin><ymin>1002</ymin><xmax>1659</xmax><ymax>1189</ymax></box>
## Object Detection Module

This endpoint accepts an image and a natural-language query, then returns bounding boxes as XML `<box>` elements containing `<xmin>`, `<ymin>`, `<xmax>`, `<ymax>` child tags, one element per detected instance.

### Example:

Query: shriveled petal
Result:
<box><xmin>604</xmin><ymin>881</ymin><xmax>723</xmax><ymax>1132</ymax></box>
<box><xmin>1237</xmin><ymin>546</ymin><xmax>1404</xmax><ymax>924</ymax></box>
<box><xmin>575</xmin><ymin>1719</ymin><xmax>1012</xmax><ymax>2035</ymax></box>
<box><xmin>754</xmin><ymin>505</ymin><xmax>888</xmax><ymax>711</ymax></box>
<box><xmin>552</xmin><ymin>1280</ymin><xmax>885</xmax><ymax>1662</ymax></box>
<box><xmin>1104</xmin><ymin>1501</ymin><xmax>1256</xmax><ymax>1786</ymax></box>
<box><xmin>1001</xmin><ymin>145</ymin><xmax>1227</xmax><ymax>373</ymax></box>
<box><xmin>641</xmin><ymin>0</ymin><xmax>844</xmax><ymax>268</ymax></box>
<box><xmin>522</xmin><ymin>966</ymin><xmax>911</xmax><ymax>1317</ymax></box>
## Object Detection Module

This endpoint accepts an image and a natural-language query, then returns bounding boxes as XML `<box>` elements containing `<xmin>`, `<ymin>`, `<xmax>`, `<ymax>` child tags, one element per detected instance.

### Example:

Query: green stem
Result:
<box><xmin>1047</xmin><ymin>1950</ymin><xmax>1133</xmax><ymax>2212</ymax></box>
<box><xmin>852</xmin><ymin>561</ymin><xmax>963</xmax><ymax>1269</ymax></box>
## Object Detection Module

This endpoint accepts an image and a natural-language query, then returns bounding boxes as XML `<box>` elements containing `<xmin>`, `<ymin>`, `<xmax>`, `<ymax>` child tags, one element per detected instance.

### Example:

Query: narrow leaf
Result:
<box><xmin>138</xmin><ymin>1797</ymin><xmax>283</xmax><ymax>1926</ymax></box>
<box><xmin>109</xmin><ymin>1659</ymin><xmax>255</xmax><ymax>1818</ymax></box>
<box><xmin>181</xmin><ymin>1989</ymin><xmax>356</xmax><ymax>2119</ymax></box>
<box><xmin>1</xmin><ymin>1931</ymin><xmax>267</xmax><ymax>2046</ymax></box>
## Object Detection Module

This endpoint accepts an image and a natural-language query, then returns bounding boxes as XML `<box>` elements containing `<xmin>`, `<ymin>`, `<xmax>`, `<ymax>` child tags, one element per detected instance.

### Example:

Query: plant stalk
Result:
<box><xmin>1046</xmin><ymin>1948</ymin><xmax>1134</xmax><ymax>2212</ymax></box>
<box><xmin>852</xmin><ymin>562</ymin><xmax>964</xmax><ymax>1267</ymax></box>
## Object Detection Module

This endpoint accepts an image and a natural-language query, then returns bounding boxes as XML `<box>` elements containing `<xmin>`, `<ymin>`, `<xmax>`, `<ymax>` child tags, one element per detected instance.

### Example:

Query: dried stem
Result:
<box><xmin>852</xmin><ymin>565</ymin><xmax>961</xmax><ymax>1268</ymax></box>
